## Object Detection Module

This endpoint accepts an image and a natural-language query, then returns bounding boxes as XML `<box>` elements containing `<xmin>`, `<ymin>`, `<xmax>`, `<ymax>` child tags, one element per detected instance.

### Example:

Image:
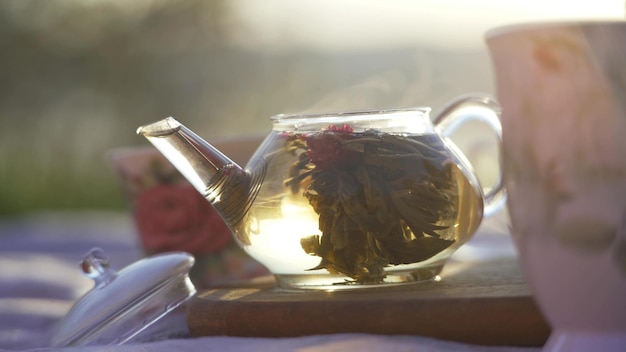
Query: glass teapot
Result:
<box><xmin>137</xmin><ymin>95</ymin><xmax>504</xmax><ymax>290</ymax></box>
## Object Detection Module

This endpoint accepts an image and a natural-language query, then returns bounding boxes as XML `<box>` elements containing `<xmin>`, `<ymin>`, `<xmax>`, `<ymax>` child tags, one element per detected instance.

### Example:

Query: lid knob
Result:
<box><xmin>80</xmin><ymin>248</ymin><xmax>117</xmax><ymax>287</ymax></box>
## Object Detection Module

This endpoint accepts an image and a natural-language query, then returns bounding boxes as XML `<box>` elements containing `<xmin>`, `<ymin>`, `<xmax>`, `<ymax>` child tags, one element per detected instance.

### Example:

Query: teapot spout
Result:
<box><xmin>136</xmin><ymin>117</ymin><xmax>261</xmax><ymax>229</ymax></box>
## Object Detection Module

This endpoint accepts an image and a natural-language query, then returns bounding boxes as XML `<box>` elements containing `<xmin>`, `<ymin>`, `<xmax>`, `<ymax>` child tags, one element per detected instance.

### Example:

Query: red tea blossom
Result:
<box><xmin>305</xmin><ymin>124</ymin><xmax>359</xmax><ymax>170</ymax></box>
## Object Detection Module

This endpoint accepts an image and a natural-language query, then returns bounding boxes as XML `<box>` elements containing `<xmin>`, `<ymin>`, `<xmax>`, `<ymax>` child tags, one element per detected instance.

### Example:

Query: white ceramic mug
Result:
<box><xmin>486</xmin><ymin>21</ymin><xmax>626</xmax><ymax>351</ymax></box>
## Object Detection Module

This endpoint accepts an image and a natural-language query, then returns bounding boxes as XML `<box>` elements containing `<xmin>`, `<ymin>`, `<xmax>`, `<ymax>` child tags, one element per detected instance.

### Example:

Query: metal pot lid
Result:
<box><xmin>52</xmin><ymin>248</ymin><xmax>196</xmax><ymax>347</ymax></box>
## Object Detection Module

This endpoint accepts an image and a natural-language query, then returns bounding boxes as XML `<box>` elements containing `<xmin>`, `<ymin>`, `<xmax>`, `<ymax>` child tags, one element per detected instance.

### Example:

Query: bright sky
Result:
<box><xmin>227</xmin><ymin>0</ymin><xmax>625</xmax><ymax>51</ymax></box>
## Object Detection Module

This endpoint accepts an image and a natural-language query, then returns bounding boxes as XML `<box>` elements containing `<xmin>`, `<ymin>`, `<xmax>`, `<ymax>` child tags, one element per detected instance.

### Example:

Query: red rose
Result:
<box><xmin>134</xmin><ymin>183</ymin><xmax>232</xmax><ymax>256</ymax></box>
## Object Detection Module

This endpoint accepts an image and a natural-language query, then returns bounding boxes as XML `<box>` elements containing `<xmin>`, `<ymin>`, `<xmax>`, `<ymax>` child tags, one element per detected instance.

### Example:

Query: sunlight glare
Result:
<box><xmin>226</xmin><ymin>0</ymin><xmax>625</xmax><ymax>51</ymax></box>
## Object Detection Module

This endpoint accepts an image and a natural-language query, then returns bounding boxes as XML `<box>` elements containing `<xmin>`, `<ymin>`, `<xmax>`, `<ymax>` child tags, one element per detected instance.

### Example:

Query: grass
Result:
<box><xmin>0</xmin><ymin>159</ymin><xmax>126</xmax><ymax>217</ymax></box>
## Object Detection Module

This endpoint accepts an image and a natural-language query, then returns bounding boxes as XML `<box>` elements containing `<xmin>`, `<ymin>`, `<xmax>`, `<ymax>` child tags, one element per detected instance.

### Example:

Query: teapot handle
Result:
<box><xmin>432</xmin><ymin>94</ymin><xmax>505</xmax><ymax>217</ymax></box>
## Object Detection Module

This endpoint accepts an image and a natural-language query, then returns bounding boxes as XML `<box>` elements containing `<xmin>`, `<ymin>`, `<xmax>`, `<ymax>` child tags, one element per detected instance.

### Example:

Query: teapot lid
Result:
<box><xmin>51</xmin><ymin>248</ymin><xmax>196</xmax><ymax>347</ymax></box>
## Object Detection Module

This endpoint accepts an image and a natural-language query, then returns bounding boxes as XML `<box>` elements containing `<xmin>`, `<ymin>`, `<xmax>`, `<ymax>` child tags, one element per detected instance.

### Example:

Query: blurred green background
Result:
<box><xmin>0</xmin><ymin>0</ymin><xmax>622</xmax><ymax>217</ymax></box>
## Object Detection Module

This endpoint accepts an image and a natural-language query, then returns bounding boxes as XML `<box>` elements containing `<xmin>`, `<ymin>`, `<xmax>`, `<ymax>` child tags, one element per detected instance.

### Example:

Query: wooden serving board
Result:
<box><xmin>187</xmin><ymin>259</ymin><xmax>550</xmax><ymax>347</ymax></box>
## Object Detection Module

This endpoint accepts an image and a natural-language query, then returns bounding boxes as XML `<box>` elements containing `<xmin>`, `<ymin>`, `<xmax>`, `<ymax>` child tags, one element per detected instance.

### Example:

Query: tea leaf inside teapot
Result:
<box><xmin>285</xmin><ymin>128</ymin><xmax>456</xmax><ymax>284</ymax></box>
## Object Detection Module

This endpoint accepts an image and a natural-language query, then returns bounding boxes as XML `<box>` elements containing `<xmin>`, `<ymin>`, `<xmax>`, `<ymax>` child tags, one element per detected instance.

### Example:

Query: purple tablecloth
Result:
<box><xmin>0</xmin><ymin>211</ymin><xmax>538</xmax><ymax>352</ymax></box>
